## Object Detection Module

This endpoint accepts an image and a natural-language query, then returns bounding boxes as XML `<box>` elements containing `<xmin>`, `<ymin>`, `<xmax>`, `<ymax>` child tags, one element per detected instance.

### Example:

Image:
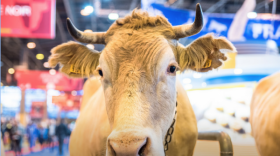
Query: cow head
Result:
<box><xmin>49</xmin><ymin>4</ymin><xmax>235</xmax><ymax>156</ymax></box>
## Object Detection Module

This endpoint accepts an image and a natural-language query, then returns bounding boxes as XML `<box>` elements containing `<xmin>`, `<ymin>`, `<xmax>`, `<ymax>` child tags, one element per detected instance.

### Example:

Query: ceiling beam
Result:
<box><xmin>129</xmin><ymin>0</ymin><xmax>139</xmax><ymax>10</ymax></box>
<box><xmin>62</xmin><ymin>0</ymin><xmax>77</xmax><ymax>27</ymax></box>
<box><xmin>56</xmin><ymin>9</ymin><xmax>68</xmax><ymax>42</ymax></box>
<box><xmin>255</xmin><ymin>0</ymin><xmax>273</xmax><ymax>12</ymax></box>
<box><xmin>205</xmin><ymin>0</ymin><xmax>229</xmax><ymax>13</ymax></box>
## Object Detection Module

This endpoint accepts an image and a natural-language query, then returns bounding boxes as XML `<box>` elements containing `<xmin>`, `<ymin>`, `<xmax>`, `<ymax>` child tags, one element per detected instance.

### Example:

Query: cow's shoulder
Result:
<box><xmin>81</xmin><ymin>77</ymin><xmax>102</xmax><ymax>110</ymax></box>
<box><xmin>167</xmin><ymin>80</ymin><xmax>197</xmax><ymax>156</ymax></box>
<box><xmin>255</xmin><ymin>72</ymin><xmax>280</xmax><ymax>95</ymax></box>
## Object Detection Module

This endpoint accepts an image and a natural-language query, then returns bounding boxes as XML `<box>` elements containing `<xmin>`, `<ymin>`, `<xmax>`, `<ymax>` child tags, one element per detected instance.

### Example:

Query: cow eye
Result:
<box><xmin>98</xmin><ymin>70</ymin><xmax>103</xmax><ymax>77</ymax></box>
<box><xmin>169</xmin><ymin>66</ymin><xmax>176</xmax><ymax>73</ymax></box>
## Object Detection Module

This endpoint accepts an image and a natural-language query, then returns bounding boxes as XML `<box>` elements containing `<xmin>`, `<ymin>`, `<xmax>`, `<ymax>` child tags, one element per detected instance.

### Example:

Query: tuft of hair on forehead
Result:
<box><xmin>105</xmin><ymin>9</ymin><xmax>176</xmax><ymax>39</ymax></box>
<box><xmin>115</xmin><ymin>9</ymin><xmax>171</xmax><ymax>29</ymax></box>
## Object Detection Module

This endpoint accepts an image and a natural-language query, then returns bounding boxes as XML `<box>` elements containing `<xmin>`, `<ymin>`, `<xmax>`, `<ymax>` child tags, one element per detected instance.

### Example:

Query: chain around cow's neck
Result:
<box><xmin>164</xmin><ymin>101</ymin><xmax>178</xmax><ymax>153</ymax></box>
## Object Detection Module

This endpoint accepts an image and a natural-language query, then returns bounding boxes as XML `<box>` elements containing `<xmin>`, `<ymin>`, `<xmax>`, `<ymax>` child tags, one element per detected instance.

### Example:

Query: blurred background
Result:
<box><xmin>1</xmin><ymin>0</ymin><xmax>280</xmax><ymax>156</ymax></box>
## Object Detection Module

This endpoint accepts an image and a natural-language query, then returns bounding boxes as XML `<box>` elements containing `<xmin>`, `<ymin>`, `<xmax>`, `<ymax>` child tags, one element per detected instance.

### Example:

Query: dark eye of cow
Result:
<box><xmin>98</xmin><ymin>70</ymin><xmax>103</xmax><ymax>77</ymax></box>
<box><xmin>169</xmin><ymin>66</ymin><xmax>176</xmax><ymax>73</ymax></box>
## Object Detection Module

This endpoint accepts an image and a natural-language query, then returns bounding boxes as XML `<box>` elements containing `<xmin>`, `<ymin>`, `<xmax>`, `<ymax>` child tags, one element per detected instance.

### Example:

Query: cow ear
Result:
<box><xmin>176</xmin><ymin>33</ymin><xmax>236</xmax><ymax>72</ymax></box>
<box><xmin>48</xmin><ymin>41</ymin><xmax>100</xmax><ymax>78</ymax></box>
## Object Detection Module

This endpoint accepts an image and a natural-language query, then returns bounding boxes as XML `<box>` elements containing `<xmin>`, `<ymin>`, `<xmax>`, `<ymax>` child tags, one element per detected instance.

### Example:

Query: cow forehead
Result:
<box><xmin>101</xmin><ymin>35</ymin><xmax>175</xmax><ymax>72</ymax></box>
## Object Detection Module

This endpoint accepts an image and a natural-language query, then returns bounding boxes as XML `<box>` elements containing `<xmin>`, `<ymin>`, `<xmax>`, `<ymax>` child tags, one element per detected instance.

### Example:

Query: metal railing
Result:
<box><xmin>198</xmin><ymin>131</ymin><xmax>233</xmax><ymax>156</ymax></box>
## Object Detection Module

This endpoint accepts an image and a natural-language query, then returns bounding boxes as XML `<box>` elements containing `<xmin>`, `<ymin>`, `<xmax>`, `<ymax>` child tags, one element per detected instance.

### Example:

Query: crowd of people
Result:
<box><xmin>1</xmin><ymin>117</ymin><xmax>74</xmax><ymax>156</ymax></box>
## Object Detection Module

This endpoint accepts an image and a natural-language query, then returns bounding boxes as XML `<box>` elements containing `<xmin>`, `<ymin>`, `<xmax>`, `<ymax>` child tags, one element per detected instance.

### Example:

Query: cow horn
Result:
<box><xmin>66</xmin><ymin>18</ymin><xmax>106</xmax><ymax>44</ymax></box>
<box><xmin>173</xmin><ymin>3</ymin><xmax>204</xmax><ymax>38</ymax></box>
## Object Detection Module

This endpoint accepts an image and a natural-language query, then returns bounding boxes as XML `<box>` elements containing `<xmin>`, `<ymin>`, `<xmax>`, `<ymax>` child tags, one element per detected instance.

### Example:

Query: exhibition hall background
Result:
<box><xmin>1</xmin><ymin>0</ymin><xmax>280</xmax><ymax>156</ymax></box>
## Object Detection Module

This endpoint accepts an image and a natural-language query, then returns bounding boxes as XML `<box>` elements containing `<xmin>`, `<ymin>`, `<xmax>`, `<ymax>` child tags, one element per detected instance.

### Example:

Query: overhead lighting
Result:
<box><xmin>193</xmin><ymin>73</ymin><xmax>202</xmax><ymax>79</ymax></box>
<box><xmin>247</xmin><ymin>12</ymin><xmax>257</xmax><ymax>19</ymax></box>
<box><xmin>66</xmin><ymin>100</ymin><xmax>74</xmax><ymax>107</ymax></box>
<box><xmin>185</xmin><ymin>84</ymin><xmax>193</xmax><ymax>90</ymax></box>
<box><xmin>86</xmin><ymin>44</ymin><xmax>94</xmax><ymax>49</ymax></box>
<box><xmin>43</xmin><ymin>62</ymin><xmax>50</xmax><ymax>68</ymax></box>
<box><xmin>81</xmin><ymin>9</ymin><xmax>90</xmax><ymax>16</ymax></box>
<box><xmin>49</xmin><ymin>69</ymin><xmax>56</xmax><ymax>75</ymax></box>
<box><xmin>234</xmin><ymin>69</ymin><xmax>243</xmax><ymax>75</ymax></box>
<box><xmin>8</xmin><ymin>68</ymin><xmax>15</xmax><ymax>74</ymax></box>
<box><xmin>71</xmin><ymin>90</ymin><xmax>77</xmax><ymax>96</ymax></box>
<box><xmin>36</xmin><ymin>53</ymin><xmax>44</xmax><ymax>60</ymax></box>
<box><xmin>108</xmin><ymin>13</ymin><xmax>119</xmax><ymax>20</ymax></box>
<box><xmin>81</xmin><ymin>6</ymin><xmax>94</xmax><ymax>16</ymax></box>
<box><xmin>202</xmin><ymin>82</ymin><xmax>207</xmax><ymax>87</ymax></box>
<box><xmin>27</xmin><ymin>42</ymin><xmax>36</xmax><ymax>49</ymax></box>
<box><xmin>84</xmin><ymin>29</ymin><xmax>93</xmax><ymax>33</ymax></box>
<box><xmin>84</xmin><ymin>6</ymin><xmax>94</xmax><ymax>14</ymax></box>
<box><xmin>183</xmin><ymin>78</ymin><xmax>191</xmax><ymax>84</ymax></box>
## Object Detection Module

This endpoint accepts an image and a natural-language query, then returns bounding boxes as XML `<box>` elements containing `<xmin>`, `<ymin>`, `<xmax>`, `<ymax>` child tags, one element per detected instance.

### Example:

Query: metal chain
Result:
<box><xmin>164</xmin><ymin>102</ymin><xmax>178</xmax><ymax>152</ymax></box>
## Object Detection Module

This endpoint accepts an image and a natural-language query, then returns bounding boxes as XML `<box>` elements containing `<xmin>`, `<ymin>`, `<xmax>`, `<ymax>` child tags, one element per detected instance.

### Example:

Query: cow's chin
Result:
<box><xmin>105</xmin><ymin>128</ymin><xmax>165</xmax><ymax>156</ymax></box>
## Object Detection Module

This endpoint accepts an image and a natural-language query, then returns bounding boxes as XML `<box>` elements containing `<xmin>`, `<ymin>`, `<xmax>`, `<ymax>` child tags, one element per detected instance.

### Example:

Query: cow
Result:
<box><xmin>48</xmin><ymin>4</ymin><xmax>236</xmax><ymax>156</ymax></box>
<box><xmin>250</xmin><ymin>72</ymin><xmax>280</xmax><ymax>156</ymax></box>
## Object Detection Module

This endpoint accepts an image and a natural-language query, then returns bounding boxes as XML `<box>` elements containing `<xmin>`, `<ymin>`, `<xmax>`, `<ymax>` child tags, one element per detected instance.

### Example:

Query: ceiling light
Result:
<box><xmin>71</xmin><ymin>90</ymin><xmax>77</xmax><ymax>96</ymax></box>
<box><xmin>86</xmin><ymin>44</ymin><xmax>94</xmax><ymax>49</ymax></box>
<box><xmin>183</xmin><ymin>78</ymin><xmax>191</xmax><ymax>84</ymax></box>
<box><xmin>81</xmin><ymin>9</ymin><xmax>90</xmax><ymax>16</ymax></box>
<box><xmin>27</xmin><ymin>42</ymin><xmax>36</xmax><ymax>49</ymax></box>
<box><xmin>43</xmin><ymin>62</ymin><xmax>50</xmax><ymax>68</ymax></box>
<box><xmin>36</xmin><ymin>53</ymin><xmax>44</xmax><ymax>60</ymax></box>
<box><xmin>84</xmin><ymin>6</ymin><xmax>94</xmax><ymax>14</ymax></box>
<box><xmin>66</xmin><ymin>100</ymin><xmax>74</xmax><ymax>107</ymax></box>
<box><xmin>8</xmin><ymin>68</ymin><xmax>15</xmax><ymax>74</ymax></box>
<box><xmin>193</xmin><ymin>73</ymin><xmax>202</xmax><ymax>79</ymax></box>
<box><xmin>247</xmin><ymin>12</ymin><xmax>257</xmax><ymax>19</ymax></box>
<box><xmin>49</xmin><ymin>69</ymin><xmax>56</xmax><ymax>75</ymax></box>
<box><xmin>234</xmin><ymin>69</ymin><xmax>243</xmax><ymax>75</ymax></box>
<box><xmin>108</xmin><ymin>13</ymin><xmax>119</xmax><ymax>20</ymax></box>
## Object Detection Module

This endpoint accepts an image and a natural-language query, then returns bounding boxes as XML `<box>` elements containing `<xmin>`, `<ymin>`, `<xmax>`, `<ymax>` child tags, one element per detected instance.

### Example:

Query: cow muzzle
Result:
<box><xmin>107</xmin><ymin>130</ymin><xmax>150</xmax><ymax>156</ymax></box>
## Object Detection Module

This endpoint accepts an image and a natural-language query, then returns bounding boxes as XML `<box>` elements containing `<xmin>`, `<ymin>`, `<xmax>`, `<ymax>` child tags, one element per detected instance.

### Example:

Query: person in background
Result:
<box><xmin>1</xmin><ymin>118</ymin><xmax>7</xmax><ymax>140</ymax></box>
<box><xmin>11</xmin><ymin>121</ymin><xmax>22</xmax><ymax>156</ymax></box>
<box><xmin>46</xmin><ymin>119</ymin><xmax>56</xmax><ymax>151</ymax></box>
<box><xmin>37</xmin><ymin>123</ymin><xmax>46</xmax><ymax>149</ymax></box>
<box><xmin>26</xmin><ymin>121</ymin><xmax>37</xmax><ymax>152</ymax></box>
<box><xmin>6</xmin><ymin>119</ymin><xmax>14</xmax><ymax>151</ymax></box>
<box><xmin>55</xmin><ymin>119</ymin><xmax>69</xmax><ymax>156</ymax></box>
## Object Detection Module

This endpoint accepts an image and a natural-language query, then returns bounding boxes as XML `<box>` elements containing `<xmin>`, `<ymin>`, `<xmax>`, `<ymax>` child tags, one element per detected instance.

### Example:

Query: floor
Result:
<box><xmin>4</xmin><ymin>140</ymin><xmax>259</xmax><ymax>156</ymax></box>
<box><xmin>193</xmin><ymin>140</ymin><xmax>260</xmax><ymax>156</ymax></box>
<box><xmin>5</xmin><ymin>144</ymin><xmax>69</xmax><ymax>156</ymax></box>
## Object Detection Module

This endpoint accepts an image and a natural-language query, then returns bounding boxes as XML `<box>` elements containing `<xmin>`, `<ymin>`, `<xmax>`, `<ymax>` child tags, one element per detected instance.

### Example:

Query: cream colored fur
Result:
<box><xmin>69</xmin><ymin>78</ymin><xmax>197</xmax><ymax>156</ymax></box>
<box><xmin>49</xmin><ymin>41</ymin><xmax>100</xmax><ymax>77</ymax></box>
<box><xmin>177</xmin><ymin>33</ymin><xmax>235</xmax><ymax>72</ymax></box>
<box><xmin>48</xmin><ymin>9</ymin><xmax>236</xmax><ymax>156</ymax></box>
<box><xmin>250</xmin><ymin>72</ymin><xmax>280</xmax><ymax>156</ymax></box>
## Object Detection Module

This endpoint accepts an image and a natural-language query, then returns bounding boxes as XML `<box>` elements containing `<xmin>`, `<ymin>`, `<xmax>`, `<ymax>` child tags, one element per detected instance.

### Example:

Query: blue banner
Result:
<box><xmin>145</xmin><ymin>3</ymin><xmax>280</xmax><ymax>45</ymax></box>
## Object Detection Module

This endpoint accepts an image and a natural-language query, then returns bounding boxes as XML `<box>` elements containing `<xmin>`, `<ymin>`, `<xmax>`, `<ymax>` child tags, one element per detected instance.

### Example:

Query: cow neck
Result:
<box><xmin>164</xmin><ymin>100</ymin><xmax>178</xmax><ymax>152</ymax></box>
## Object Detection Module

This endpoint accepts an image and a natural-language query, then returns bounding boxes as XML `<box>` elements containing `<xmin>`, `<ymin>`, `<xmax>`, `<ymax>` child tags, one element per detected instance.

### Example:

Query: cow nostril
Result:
<box><xmin>109</xmin><ymin>137</ymin><xmax>148</xmax><ymax>156</ymax></box>
<box><xmin>138</xmin><ymin>138</ymin><xmax>148</xmax><ymax>156</ymax></box>
<box><xmin>108</xmin><ymin>140</ymin><xmax>116</xmax><ymax>156</ymax></box>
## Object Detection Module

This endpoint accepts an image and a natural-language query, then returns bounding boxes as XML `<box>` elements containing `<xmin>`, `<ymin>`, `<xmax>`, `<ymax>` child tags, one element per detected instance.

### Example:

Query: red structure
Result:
<box><xmin>15</xmin><ymin>70</ymin><xmax>83</xmax><ymax>91</ymax></box>
<box><xmin>29</xmin><ymin>101</ymin><xmax>45</xmax><ymax>119</ymax></box>
<box><xmin>1</xmin><ymin>0</ymin><xmax>56</xmax><ymax>39</ymax></box>
<box><xmin>52</xmin><ymin>93</ymin><xmax>82</xmax><ymax>111</ymax></box>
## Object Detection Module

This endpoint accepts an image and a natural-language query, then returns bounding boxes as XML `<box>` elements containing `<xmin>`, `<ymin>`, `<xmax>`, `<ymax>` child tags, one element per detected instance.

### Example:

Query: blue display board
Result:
<box><xmin>142</xmin><ymin>2</ymin><xmax>280</xmax><ymax>45</ymax></box>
